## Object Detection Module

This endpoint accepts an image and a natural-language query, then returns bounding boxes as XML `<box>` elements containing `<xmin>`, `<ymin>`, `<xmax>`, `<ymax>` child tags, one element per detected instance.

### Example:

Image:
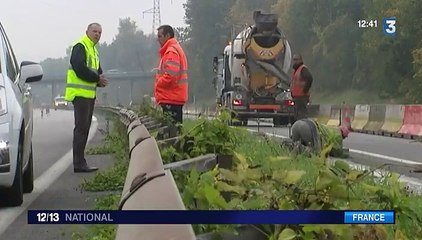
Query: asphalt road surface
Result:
<box><xmin>0</xmin><ymin>109</ymin><xmax>115</xmax><ymax>240</ymax></box>
<box><xmin>244</xmin><ymin>120</ymin><xmax>422</xmax><ymax>181</ymax></box>
<box><xmin>1</xmin><ymin>112</ymin><xmax>421</xmax><ymax>239</ymax></box>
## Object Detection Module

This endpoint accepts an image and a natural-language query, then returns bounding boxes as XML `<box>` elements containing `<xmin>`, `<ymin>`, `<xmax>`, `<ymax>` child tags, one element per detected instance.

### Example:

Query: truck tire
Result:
<box><xmin>23</xmin><ymin>144</ymin><xmax>34</xmax><ymax>193</ymax></box>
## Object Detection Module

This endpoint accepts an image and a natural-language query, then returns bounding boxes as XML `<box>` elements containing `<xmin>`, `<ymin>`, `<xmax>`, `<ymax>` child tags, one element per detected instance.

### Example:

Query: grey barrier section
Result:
<box><xmin>98</xmin><ymin>106</ymin><xmax>196</xmax><ymax>240</ymax></box>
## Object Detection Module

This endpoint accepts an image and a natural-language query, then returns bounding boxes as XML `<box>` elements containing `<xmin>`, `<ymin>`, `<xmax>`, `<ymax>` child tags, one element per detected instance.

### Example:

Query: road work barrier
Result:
<box><xmin>182</xmin><ymin>102</ymin><xmax>422</xmax><ymax>139</ymax></box>
<box><xmin>99</xmin><ymin>106</ymin><xmax>196</xmax><ymax>240</ymax></box>
<box><xmin>399</xmin><ymin>105</ymin><xmax>422</xmax><ymax>137</ymax></box>
<box><xmin>315</xmin><ymin>104</ymin><xmax>331</xmax><ymax>124</ymax></box>
<box><xmin>380</xmin><ymin>105</ymin><xmax>405</xmax><ymax>135</ymax></box>
<box><xmin>326</xmin><ymin>105</ymin><xmax>341</xmax><ymax>127</ymax></box>
<box><xmin>351</xmin><ymin>105</ymin><xmax>370</xmax><ymax>132</ymax></box>
<box><xmin>363</xmin><ymin>105</ymin><xmax>386</xmax><ymax>133</ymax></box>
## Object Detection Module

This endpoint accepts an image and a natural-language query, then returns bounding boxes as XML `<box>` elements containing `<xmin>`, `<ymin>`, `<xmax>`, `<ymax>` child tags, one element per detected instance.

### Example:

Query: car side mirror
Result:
<box><xmin>20</xmin><ymin>61</ymin><xmax>43</xmax><ymax>83</ymax></box>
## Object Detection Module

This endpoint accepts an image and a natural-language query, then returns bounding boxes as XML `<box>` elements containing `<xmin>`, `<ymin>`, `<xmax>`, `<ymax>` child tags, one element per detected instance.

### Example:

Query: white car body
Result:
<box><xmin>0</xmin><ymin>22</ymin><xmax>43</xmax><ymax>206</ymax></box>
<box><xmin>54</xmin><ymin>96</ymin><xmax>68</xmax><ymax>108</ymax></box>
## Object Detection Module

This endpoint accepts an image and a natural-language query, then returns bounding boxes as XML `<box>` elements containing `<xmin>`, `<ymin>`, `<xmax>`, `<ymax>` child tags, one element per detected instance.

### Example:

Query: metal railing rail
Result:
<box><xmin>98</xmin><ymin>106</ymin><xmax>196</xmax><ymax>240</ymax></box>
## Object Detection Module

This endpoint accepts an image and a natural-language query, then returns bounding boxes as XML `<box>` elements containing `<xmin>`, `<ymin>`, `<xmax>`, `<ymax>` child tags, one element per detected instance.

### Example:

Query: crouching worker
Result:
<box><xmin>290</xmin><ymin>118</ymin><xmax>350</xmax><ymax>157</ymax></box>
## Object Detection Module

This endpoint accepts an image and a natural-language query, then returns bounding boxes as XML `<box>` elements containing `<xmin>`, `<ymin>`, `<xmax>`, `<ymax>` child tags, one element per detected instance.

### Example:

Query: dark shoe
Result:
<box><xmin>74</xmin><ymin>166</ymin><xmax>99</xmax><ymax>173</ymax></box>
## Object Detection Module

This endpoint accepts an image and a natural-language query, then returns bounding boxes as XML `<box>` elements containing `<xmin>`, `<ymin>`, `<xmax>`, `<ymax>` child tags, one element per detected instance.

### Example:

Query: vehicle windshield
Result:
<box><xmin>55</xmin><ymin>97</ymin><xmax>65</xmax><ymax>101</ymax></box>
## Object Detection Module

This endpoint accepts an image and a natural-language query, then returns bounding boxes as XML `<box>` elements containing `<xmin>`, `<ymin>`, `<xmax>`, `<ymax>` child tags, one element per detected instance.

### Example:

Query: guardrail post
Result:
<box><xmin>217</xmin><ymin>154</ymin><xmax>233</xmax><ymax>202</ymax></box>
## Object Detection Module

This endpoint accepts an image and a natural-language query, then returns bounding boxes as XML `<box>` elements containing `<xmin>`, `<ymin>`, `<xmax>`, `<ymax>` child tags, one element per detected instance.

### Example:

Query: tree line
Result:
<box><xmin>40</xmin><ymin>0</ymin><xmax>422</xmax><ymax>104</ymax></box>
<box><xmin>183</xmin><ymin>0</ymin><xmax>421</xmax><ymax>103</ymax></box>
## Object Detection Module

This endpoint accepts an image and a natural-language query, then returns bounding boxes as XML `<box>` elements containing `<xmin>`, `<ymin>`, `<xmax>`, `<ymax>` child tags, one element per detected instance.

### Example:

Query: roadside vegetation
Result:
<box><xmin>73</xmin><ymin>104</ymin><xmax>422</xmax><ymax>240</ymax></box>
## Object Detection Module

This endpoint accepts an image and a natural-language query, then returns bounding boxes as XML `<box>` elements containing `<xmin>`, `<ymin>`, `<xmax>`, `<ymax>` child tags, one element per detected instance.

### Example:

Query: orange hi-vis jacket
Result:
<box><xmin>154</xmin><ymin>38</ymin><xmax>188</xmax><ymax>105</ymax></box>
<box><xmin>291</xmin><ymin>64</ymin><xmax>310</xmax><ymax>98</ymax></box>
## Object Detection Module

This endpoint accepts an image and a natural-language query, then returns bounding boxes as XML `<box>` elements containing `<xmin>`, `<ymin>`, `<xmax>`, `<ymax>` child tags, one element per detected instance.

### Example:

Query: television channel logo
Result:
<box><xmin>383</xmin><ymin>17</ymin><xmax>396</xmax><ymax>37</ymax></box>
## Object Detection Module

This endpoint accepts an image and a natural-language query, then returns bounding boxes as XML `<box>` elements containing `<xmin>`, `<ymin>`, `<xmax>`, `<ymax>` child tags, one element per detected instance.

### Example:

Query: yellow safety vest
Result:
<box><xmin>65</xmin><ymin>35</ymin><xmax>100</xmax><ymax>102</ymax></box>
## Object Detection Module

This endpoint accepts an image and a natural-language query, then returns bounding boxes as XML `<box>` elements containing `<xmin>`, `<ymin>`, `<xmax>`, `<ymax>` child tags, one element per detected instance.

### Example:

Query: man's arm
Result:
<box><xmin>70</xmin><ymin>43</ymin><xmax>100</xmax><ymax>83</ymax></box>
<box><xmin>157</xmin><ymin>50</ymin><xmax>180</xmax><ymax>88</ymax></box>
<box><xmin>301</xmin><ymin>67</ymin><xmax>313</xmax><ymax>93</ymax></box>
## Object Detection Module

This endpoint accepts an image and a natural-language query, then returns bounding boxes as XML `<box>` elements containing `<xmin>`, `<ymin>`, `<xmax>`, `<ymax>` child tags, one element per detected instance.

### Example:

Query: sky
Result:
<box><xmin>1</xmin><ymin>0</ymin><xmax>187</xmax><ymax>62</ymax></box>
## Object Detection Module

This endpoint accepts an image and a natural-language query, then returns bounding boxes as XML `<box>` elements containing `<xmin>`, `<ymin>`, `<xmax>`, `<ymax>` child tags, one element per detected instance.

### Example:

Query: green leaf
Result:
<box><xmin>283</xmin><ymin>170</ymin><xmax>306</xmax><ymax>185</ymax></box>
<box><xmin>360</xmin><ymin>182</ymin><xmax>381</xmax><ymax>194</ymax></box>
<box><xmin>218</xmin><ymin>168</ymin><xmax>243</xmax><ymax>184</ymax></box>
<box><xmin>302</xmin><ymin>225</ymin><xmax>322</xmax><ymax>234</ymax></box>
<box><xmin>215</xmin><ymin>181</ymin><xmax>246</xmax><ymax>195</ymax></box>
<box><xmin>272</xmin><ymin>170</ymin><xmax>288</xmax><ymax>184</ymax></box>
<box><xmin>319</xmin><ymin>144</ymin><xmax>333</xmax><ymax>160</ymax></box>
<box><xmin>234</xmin><ymin>151</ymin><xmax>248</xmax><ymax>168</ymax></box>
<box><xmin>243</xmin><ymin>197</ymin><xmax>268</xmax><ymax>209</ymax></box>
<box><xmin>203</xmin><ymin>184</ymin><xmax>228</xmax><ymax>209</ymax></box>
<box><xmin>315</xmin><ymin>169</ymin><xmax>339</xmax><ymax>191</ymax></box>
<box><xmin>349</xmin><ymin>200</ymin><xmax>364</xmax><ymax>210</ymax></box>
<box><xmin>307</xmin><ymin>202</ymin><xmax>324</xmax><ymax>210</ymax></box>
<box><xmin>334</xmin><ymin>160</ymin><xmax>350</xmax><ymax>173</ymax></box>
<box><xmin>278</xmin><ymin>199</ymin><xmax>296</xmax><ymax>210</ymax></box>
<box><xmin>269</xmin><ymin>156</ymin><xmax>291</xmax><ymax>162</ymax></box>
<box><xmin>244</xmin><ymin>168</ymin><xmax>264</xmax><ymax>180</ymax></box>
<box><xmin>329</xmin><ymin>184</ymin><xmax>348</xmax><ymax>199</ymax></box>
<box><xmin>395</xmin><ymin>229</ymin><xmax>408</xmax><ymax>240</ymax></box>
<box><xmin>346</xmin><ymin>170</ymin><xmax>364</xmax><ymax>182</ymax></box>
<box><xmin>278</xmin><ymin>228</ymin><xmax>296</xmax><ymax>240</ymax></box>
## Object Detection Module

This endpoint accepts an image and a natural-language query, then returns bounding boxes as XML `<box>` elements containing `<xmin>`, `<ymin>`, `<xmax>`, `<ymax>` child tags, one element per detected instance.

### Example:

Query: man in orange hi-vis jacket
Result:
<box><xmin>154</xmin><ymin>25</ymin><xmax>188</xmax><ymax>125</ymax></box>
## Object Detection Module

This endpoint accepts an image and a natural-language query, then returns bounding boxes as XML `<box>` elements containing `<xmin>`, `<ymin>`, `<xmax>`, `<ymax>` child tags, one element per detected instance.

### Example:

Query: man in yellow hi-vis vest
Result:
<box><xmin>65</xmin><ymin>23</ymin><xmax>108</xmax><ymax>173</ymax></box>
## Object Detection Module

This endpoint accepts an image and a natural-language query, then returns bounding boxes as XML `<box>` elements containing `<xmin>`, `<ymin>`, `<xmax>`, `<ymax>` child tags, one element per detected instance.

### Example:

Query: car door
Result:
<box><xmin>0</xmin><ymin>24</ymin><xmax>31</xmax><ymax>168</ymax></box>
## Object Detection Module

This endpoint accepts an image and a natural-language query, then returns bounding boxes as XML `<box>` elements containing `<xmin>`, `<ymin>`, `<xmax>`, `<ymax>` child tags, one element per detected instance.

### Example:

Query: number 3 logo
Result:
<box><xmin>385</xmin><ymin>20</ymin><xmax>396</xmax><ymax>33</ymax></box>
<box><xmin>383</xmin><ymin>17</ymin><xmax>397</xmax><ymax>37</ymax></box>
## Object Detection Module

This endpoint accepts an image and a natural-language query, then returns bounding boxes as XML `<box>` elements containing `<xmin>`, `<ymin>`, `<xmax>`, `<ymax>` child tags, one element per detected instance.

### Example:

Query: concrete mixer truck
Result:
<box><xmin>212</xmin><ymin>11</ymin><xmax>295</xmax><ymax>126</ymax></box>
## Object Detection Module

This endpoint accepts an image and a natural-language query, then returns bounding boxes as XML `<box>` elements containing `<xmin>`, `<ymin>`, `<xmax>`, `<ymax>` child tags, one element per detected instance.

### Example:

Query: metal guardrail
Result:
<box><xmin>99</xmin><ymin>106</ymin><xmax>196</xmax><ymax>240</ymax></box>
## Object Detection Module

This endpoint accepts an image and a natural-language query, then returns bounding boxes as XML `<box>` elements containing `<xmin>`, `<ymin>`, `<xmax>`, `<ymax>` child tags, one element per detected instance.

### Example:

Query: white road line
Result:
<box><xmin>247</xmin><ymin>128</ymin><xmax>422</xmax><ymax>192</ymax></box>
<box><xmin>0</xmin><ymin>116</ymin><xmax>98</xmax><ymax>236</ymax></box>
<box><xmin>247</xmin><ymin>129</ymin><xmax>422</xmax><ymax>165</ymax></box>
<box><xmin>348</xmin><ymin>149</ymin><xmax>422</xmax><ymax>165</ymax></box>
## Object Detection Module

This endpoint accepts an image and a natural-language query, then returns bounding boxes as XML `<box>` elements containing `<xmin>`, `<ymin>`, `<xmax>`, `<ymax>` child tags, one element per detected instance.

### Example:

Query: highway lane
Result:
<box><xmin>186</xmin><ymin>114</ymin><xmax>422</xmax><ymax>164</ymax></box>
<box><xmin>241</xmin><ymin>119</ymin><xmax>422</xmax><ymax>185</ymax></box>
<box><xmin>246</xmin><ymin>123</ymin><xmax>422</xmax><ymax>163</ymax></box>
<box><xmin>0</xmin><ymin>109</ymin><xmax>99</xmax><ymax>238</ymax></box>
<box><xmin>32</xmin><ymin>109</ymin><xmax>76</xmax><ymax>178</ymax></box>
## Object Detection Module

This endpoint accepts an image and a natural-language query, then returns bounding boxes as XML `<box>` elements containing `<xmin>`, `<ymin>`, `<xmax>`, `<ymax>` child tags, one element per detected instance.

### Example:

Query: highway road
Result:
<box><xmin>0</xmin><ymin>112</ymin><xmax>421</xmax><ymax>239</ymax></box>
<box><xmin>244</xmin><ymin>120</ymin><xmax>422</xmax><ymax>181</ymax></box>
<box><xmin>0</xmin><ymin>110</ymin><xmax>115</xmax><ymax>240</ymax></box>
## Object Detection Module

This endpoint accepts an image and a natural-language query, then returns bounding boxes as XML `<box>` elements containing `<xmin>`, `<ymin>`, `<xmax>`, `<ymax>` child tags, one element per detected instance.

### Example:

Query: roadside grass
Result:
<box><xmin>72</xmin><ymin>119</ymin><xmax>128</xmax><ymax>240</ymax></box>
<box><xmin>75</xmin><ymin>107</ymin><xmax>422</xmax><ymax>240</ymax></box>
<box><xmin>166</xmin><ymin>114</ymin><xmax>422</xmax><ymax>239</ymax></box>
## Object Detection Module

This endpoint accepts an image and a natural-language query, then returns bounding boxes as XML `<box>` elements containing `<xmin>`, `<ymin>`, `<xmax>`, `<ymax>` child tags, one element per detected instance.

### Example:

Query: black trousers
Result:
<box><xmin>293</xmin><ymin>96</ymin><xmax>310</xmax><ymax>120</ymax></box>
<box><xmin>160</xmin><ymin>103</ymin><xmax>183</xmax><ymax>124</ymax></box>
<box><xmin>72</xmin><ymin>97</ymin><xmax>95</xmax><ymax>168</ymax></box>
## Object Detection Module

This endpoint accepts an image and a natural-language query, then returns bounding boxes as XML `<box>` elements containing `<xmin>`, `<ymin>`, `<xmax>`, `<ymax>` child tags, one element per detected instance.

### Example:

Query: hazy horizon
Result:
<box><xmin>2</xmin><ymin>0</ymin><xmax>187</xmax><ymax>63</ymax></box>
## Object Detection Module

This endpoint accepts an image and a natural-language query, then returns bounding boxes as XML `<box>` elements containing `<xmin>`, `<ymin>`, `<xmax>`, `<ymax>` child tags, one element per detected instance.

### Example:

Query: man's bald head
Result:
<box><xmin>86</xmin><ymin>23</ymin><xmax>102</xmax><ymax>44</ymax></box>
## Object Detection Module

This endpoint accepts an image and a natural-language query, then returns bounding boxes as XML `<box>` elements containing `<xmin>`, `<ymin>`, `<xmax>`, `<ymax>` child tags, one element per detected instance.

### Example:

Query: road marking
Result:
<box><xmin>247</xmin><ymin>128</ymin><xmax>422</xmax><ymax>165</ymax></box>
<box><xmin>348</xmin><ymin>149</ymin><xmax>422</xmax><ymax>165</ymax></box>
<box><xmin>247</xmin><ymin>128</ymin><xmax>422</xmax><ymax>192</ymax></box>
<box><xmin>0</xmin><ymin>116</ymin><xmax>98</xmax><ymax>236</ymax></box>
